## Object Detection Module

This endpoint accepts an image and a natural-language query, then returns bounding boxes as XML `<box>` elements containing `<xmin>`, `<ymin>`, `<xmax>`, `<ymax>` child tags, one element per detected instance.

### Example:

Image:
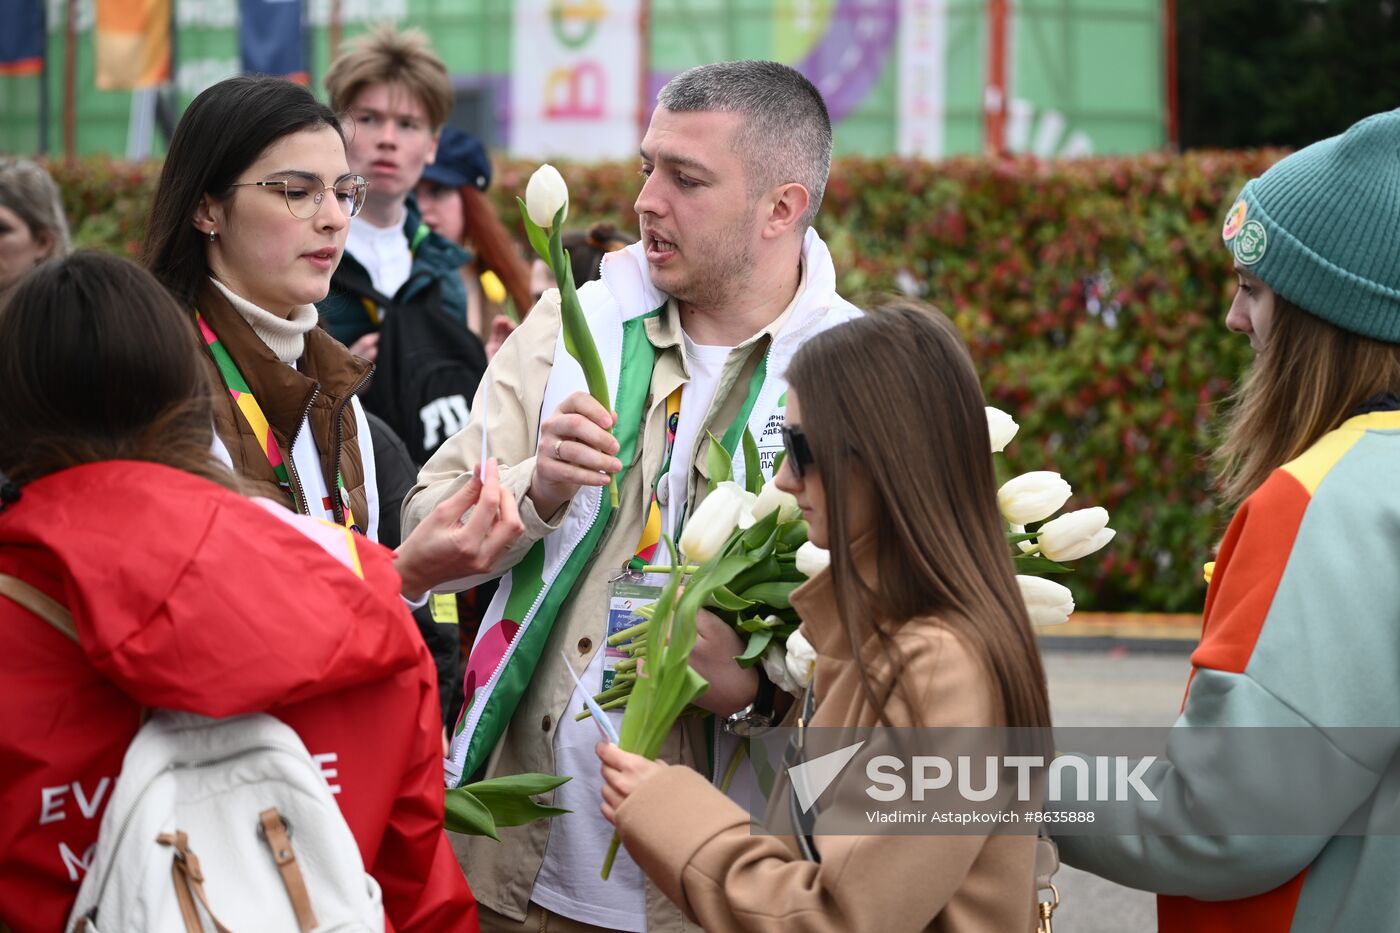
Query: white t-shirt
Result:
<box><xmin>346</xmin><ymin>211</ymin><xmax>411</xmax><ymax>301</ymax></box>
<box><xmin>530</xmin><ymin>333</ymin><xmax>733</xmax><ymax>931</ymax></box>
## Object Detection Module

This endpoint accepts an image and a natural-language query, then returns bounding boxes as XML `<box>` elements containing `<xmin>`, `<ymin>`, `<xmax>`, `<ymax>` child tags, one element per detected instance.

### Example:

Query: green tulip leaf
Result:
<box><xmin>462</xmin><ymin>772</ymin><xmax>572</xmax><ymax>797</ymax></box>
<box><xmin>739</xmin><ymin>509</ymin><xmax>780</xmax><ymax>553</ymax></box>
<box><xmin>515</xmin><ymin>197</ymin><xmax>552</xmax><ymax>266</ymax></box>
<box><xmin>735</xmin><ymin>629</ymin><xmax>773</xmax><ymax>665</ymax></box>
<box><xmin>1012</xmin><ymin>554</ymin><xmax>1074</xmax><ymax>575</ymax></box>
<box><xmin>738</xmin><ymin>580</ymin><xmax>799</xmax><ymax>609</ymax></box>
<box><xmin>728</xmin><ymin>555</ymin><xmax>780</xmax><ymax>595</ymax></box>
<box><xmin>444</xmin><ymin>788</ymin><xmax>498</xmax><ymax>840</ymax></box>
<box><xmin>775</xmin><ymin>519</ymin><xmax>810</xmax><ymax>550</ymax></box>
<box><xmin>742</xmin><ymin>427</ymin><xmax>762</xmax><ymax>495</ymax></box>
<box><xmin>706</xmin><ymin>431</ymin><xmax>731</xmax><ymax>491</ymax></box>
<box><xmin>469</xmin><ymin>790</ymin><xmax>571</xmax><ymax>829</ymax></box>
<box><xmin>707</xmin><ymin>585</ymin><xmax>755</xmax><ymax>612</ymax></box>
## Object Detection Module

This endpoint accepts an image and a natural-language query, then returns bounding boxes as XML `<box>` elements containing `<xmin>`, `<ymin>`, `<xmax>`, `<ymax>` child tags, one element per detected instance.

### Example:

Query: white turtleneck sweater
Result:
<box><xmin>210</xmin><ymin>278</ymin><xmax>320</xmax><ymax>364</ymax></box>
<box><xmin>206</xmin><ymin>279</ymin><xmax>380</xmax><ymax>543</ymax></box>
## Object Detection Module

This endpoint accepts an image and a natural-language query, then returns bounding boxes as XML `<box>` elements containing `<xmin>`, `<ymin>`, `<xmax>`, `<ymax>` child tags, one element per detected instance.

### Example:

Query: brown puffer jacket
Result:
<box><xmin>195</xmin><ymin>282</ymin><xmax>374</xmax><ymax>534</ymax></box>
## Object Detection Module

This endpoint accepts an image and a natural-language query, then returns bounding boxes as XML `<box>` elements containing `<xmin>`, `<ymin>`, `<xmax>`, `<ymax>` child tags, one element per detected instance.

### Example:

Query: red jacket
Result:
<box><xmin>0</xmin><ymin>461</ymin><xmax>478</xmax><ymax>933</ymax></box>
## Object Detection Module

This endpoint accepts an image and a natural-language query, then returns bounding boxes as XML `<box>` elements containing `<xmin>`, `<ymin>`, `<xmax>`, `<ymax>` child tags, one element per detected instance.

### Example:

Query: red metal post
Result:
<box><xmin>63</xmin><ymin>0</ymin><xmax>76</xmax><ymax>159</ymax></box>
<box><xmin>638</xmin><ymin>0</ymin><xmax>652</xmax><ymax>142</ymax></box>
<box><xmin>329</xmin><ymin>0</ymin><xmax>342</xmax><ymax>62</ymax></box>
<box><xmin>1163</xmin><ymin>0</ymin><xmax>1179</xmax><ymax>150</ymax></box>
<box><xmin>984</xmin><ymin>0</ymin><xmax>1008</xmax><ymax>156</ymax></box>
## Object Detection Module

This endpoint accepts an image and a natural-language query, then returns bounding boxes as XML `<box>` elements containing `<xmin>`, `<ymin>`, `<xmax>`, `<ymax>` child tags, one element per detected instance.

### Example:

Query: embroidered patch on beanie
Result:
<box><xmin>1222</xmin><ymin>199</ymin><xmax>1248</xmax><ymax>241</ymax></box>
<box><xmin>1232</xmin><ymin>220</ymin><xmax>1268</xmax><ymax>265</ymax></box>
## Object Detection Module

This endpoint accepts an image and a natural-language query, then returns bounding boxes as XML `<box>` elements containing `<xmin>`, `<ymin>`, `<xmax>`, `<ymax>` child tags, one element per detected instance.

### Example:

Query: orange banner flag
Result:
<box><xmin>95</xmin><ymin>0</ymin><xmax>171</xmax><ymax>90</ymax></box>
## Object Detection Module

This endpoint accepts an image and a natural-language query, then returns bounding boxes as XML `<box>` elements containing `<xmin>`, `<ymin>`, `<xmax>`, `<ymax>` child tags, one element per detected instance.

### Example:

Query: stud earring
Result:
<box><xmin>208</xmin><ymin>229</ymin><xmax>217</xmax><ymax>242</ymax></box>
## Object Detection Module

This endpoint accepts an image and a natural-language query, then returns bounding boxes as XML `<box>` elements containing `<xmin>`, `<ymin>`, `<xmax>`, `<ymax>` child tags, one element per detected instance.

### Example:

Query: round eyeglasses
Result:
<box><xmin>226</xmin><ymin>174</ymin><xmax>368</xmax><ymax>220</ymax></box>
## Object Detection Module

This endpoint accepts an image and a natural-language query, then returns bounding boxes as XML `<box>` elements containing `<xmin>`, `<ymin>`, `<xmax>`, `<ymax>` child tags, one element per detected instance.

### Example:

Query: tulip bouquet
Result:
<box><xmin>580</xmin><ymin>433</ymin><xmax>823</xmax><ymax>727</ymax></box>
<box><xmin>517</xmin><ymin>165</ymin><xmax>619</xmax><ymax>506</ymax></box>
<box><xmin>988</xmin><ymin>407</ymin><xmax>1116</xmax><ymax>626</ymax></box>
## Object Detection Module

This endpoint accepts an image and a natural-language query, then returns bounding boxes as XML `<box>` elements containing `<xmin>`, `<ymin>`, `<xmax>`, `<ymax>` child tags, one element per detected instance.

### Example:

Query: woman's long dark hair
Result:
<box><xmin>784</xmin><ymin>301</ymin><xmax>1052</xmax><ymax>730</ymax></box>
<box><xmin>0</xmin><ymin>251</ymin><xmax>232</xmax><ymax>488</ymax></box>
<box><xmin>142</xmin><ymin>75</ymin><xmax>342</xmax><ymax>309</ymax></box>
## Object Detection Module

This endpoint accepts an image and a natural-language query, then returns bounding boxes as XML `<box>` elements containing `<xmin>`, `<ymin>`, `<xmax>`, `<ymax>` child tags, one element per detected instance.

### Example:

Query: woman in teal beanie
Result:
<box><xmin>1054</xmin><ymin>108</ymin><xmax>1400</xmax><ymax>931</ymax></box>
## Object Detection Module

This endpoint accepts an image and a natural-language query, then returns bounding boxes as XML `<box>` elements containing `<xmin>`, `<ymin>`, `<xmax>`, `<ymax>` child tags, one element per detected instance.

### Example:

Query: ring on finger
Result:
<box><xmin>553</xmin><ymin>439</ymin><xmax>564</xmax><ymax>461</ymax></box>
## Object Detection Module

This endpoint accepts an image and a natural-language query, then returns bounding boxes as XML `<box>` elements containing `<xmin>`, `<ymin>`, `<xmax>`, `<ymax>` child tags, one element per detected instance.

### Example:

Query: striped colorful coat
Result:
<box><xmin>1057</xmin><ymin>406</ymin><xmax>1400</xmax><ymax>931</ymax></box>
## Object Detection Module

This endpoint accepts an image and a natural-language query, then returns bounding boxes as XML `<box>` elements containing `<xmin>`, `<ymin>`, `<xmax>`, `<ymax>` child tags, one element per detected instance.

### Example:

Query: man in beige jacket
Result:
<box><xmin>402</xmin><ymin>60</ymin><xmax>862</xmax><ymax>933</ymax></box>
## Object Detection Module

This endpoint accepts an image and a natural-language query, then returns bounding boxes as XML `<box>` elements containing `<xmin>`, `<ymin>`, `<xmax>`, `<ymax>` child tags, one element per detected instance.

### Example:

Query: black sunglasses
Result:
<box><xmin>781</xmin><ymin>424</ymin><xmax>816</xmax><ymax>479</ymax></box>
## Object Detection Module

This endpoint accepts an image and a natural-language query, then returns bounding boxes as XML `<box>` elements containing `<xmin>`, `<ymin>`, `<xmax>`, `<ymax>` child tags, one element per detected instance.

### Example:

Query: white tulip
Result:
<box><xmin>525</xmin><ymin>163</ymin><xmax>569</xmax><ymax>229</ymax></box>
<box><xmin>794</xmin><ymin>541</ymin><xmax>831</xmax><ymax>577</ymax></box>
<box><xmin>680</xmin><ymin>482</ymin><xmax>756</xmax><ymax>564</ymax></box>
<box><xmin>783</xmin><ymin>629</ymin><xmax>817</xmax><ymax>690</ymax></box>
<box><xmin>762</xmin><ymin>644</ymin><xmax>800</xmax><ymax>694</ymax></box>
<box><xmin>751</xmin><ymin>477</ymin><xmax>801</xmax><ymax>523</ymax></box>
<box><xmin>1036</xmin><ymin>507</ymin><xmax>1117</xmax><ymax>562</ymax></box>
<box><xmin>1017</xmin><ymin>575</ymin><xmax>1075</xmax><ymax>626</ymax></box>
<box><xmin>986</xmin><ymin>406</ymin><xmax>1020</xmax><ymax>453</ymax></box>
<box><xmin>997</xmin><ymin>471</ymin><xmax>1072</xmax><ymax>526</ymax></box>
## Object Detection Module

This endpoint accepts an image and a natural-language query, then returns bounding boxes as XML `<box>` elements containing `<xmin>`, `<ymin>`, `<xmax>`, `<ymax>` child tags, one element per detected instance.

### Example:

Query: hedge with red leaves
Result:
<box><xmin>50</xmin><ymin>150</ymin><xmax>1286</xmax><ymax>611</ymax></box>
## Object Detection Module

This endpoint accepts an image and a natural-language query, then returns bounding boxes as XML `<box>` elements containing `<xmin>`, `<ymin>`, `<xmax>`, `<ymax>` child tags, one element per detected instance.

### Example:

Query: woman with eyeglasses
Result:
<box><xmin>144</xmin><ymin>75</ymin><xmax>522</xmax><ymax>606</ymax></box>
<box><xmin>595</xmin><ymin>301</ymin><xmax>1052</xmax><ymax>932</ymax></box>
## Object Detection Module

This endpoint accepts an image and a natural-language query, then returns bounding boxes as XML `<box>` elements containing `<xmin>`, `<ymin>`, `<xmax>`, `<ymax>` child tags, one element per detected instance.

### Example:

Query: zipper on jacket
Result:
<box><xmin>329</xmin><ymin>367</ymin><xmax>374</xmax><ymax>527</ymax></box>
<box><xmin>454</xmin><ymin>487</ymin><xmax>611</xmax><ymax>784</ymax></box>
<box><xmin>284</xmin><ymin>385</ymin><xmax>321</xmax><ymax>516</ymax></box>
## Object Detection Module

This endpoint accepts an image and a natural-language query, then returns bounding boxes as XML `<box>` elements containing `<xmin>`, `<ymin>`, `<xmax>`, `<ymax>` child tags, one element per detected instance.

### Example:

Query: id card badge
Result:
<box><xmin>603</xmin><ymin>572</ymin><xmax>666</xmax><ymax>691</ymax></box>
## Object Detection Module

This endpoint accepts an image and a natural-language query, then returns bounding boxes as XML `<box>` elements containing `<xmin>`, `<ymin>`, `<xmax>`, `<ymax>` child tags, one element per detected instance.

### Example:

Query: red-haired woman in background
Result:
<box><xmin>416</xmin><ymin>128</ymin><xmax>532</xmax><ymax>359</ymax></box>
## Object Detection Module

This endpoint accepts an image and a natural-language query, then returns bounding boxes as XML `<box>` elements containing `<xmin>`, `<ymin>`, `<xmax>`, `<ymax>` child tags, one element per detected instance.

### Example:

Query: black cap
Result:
<box><xmin>421</xmin><ymin>127</ymin><xmax>492</xmax><ymax>192</ymax></box>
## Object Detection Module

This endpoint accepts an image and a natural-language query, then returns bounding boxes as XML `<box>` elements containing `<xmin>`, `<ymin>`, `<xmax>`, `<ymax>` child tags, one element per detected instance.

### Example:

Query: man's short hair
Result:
<box><xmin>324</xmin><ymin>26</ymin><xmax>453</xmax><ymax>130</ymax></box>
<box><xmin>658</xmin><ymin>60</ymin><xmax>832</xmax><ymax>229</ymax></box>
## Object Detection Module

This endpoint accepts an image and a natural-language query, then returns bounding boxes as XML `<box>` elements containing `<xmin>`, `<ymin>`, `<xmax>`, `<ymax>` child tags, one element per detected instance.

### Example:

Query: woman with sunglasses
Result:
<box><xmin>144</xmin><ymin>75</ymin><xmax>521</xmax><ymax>604</ymax></box>
<box><xmin>596</xmin><ymin>302</ymin><xmax>1052</xmax><ymax>932</ymax></box>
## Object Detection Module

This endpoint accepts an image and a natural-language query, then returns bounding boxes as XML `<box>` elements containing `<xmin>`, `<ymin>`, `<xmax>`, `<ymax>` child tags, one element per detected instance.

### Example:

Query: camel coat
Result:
<box><xmin>614</xmin><ymin>554</ymin><xmax>1038</xmax><ymax>932</ymax></box>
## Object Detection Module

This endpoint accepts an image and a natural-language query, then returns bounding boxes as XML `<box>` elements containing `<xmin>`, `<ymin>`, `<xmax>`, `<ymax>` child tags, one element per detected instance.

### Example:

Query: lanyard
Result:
<box><xmin>630</xmin><ymin>387</ymin><xmax>683</xmax><ymax>569</ymax></box>
<box><xmin>196</xmin><ymin>311</ymin><xmax>358</xmax><ymax>530</ymax></box>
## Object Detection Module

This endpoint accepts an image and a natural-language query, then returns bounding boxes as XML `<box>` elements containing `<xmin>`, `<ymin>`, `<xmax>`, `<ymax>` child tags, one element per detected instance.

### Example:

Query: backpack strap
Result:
<box><xmin>157</xmin><ymin>830</ymin><xmax>235</xmax><ymax>933</ymax></box>
<box><xmin>260</xmin><ymin>808</ymin><xmax>320</xmax><ymax>932</ymax></box>
<box><xmin>0</xmin><ymin>573</ymin><xmax>77</xmax><ymax>642</ymax></box>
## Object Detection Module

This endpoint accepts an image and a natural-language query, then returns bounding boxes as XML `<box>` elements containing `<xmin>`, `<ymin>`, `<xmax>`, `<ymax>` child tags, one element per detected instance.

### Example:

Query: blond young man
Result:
<box><xmin>318</xmin><ymin>27</ymin><xmax>472</xmax><ymax>364</ymax></box>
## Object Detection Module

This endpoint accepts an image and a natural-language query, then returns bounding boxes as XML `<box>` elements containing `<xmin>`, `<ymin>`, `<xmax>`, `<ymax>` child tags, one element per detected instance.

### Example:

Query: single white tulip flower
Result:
<box><xmin>525</xmin><ymin>164</ymin><xmax>569</xmax><ymax>229</ymax></box>
<box><xmin>783</xmin><ymin>629</ymin><xmax>818</xmax><ymax>690</ymax></box>
<box><xmin>762</xmin><ymin>644</ymin><xmax>800</xmax><ymax>694</ymax></box>
<box><xmin>986</xmin><ymin>406</ymin><xmax>1020</xmax><ymax>453</ymax></box>
<box><xmin>795</xmin><ymin>541</ymin><xmax>831</xmax><ymax>577</ymax></box>
<box><xmin>997</xmin><ymin>471</ymin><xmax>1073</xmax><ymax>526</ymax></box>
<box><xmin>1037</xmin><ymin>507</ymin><xmax>1117</xmax><ymax>562</ymax></box>
<box><xmin>680</xmin><ymin>482</ymin><xmax>755</xmax><ymax>564</ymax></box>
<box><xmin>1017</xmin><ymin>575</ymin><xmax>1075</xmax><ymax>626</ymax></box>
<box><xmin>751</xmin><ymin>477</ymin><xmax>802</xmax><ymax>523</ymax></box>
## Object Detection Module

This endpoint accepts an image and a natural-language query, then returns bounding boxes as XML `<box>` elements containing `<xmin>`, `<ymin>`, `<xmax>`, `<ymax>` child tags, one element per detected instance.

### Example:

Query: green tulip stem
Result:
<box><xmin>607</xmin><ymin>619</ymin><xmax>651</xmax><ymax>646</ymax></box>
<box><xmin>602</xmin><ymin>834</ymin><xmax>622</xmax><ymax>880</ymax></box>
<box><xmin>718</xmin><ymin>738</ymin><xmax>749</xmax><ymax>795</ymax></box>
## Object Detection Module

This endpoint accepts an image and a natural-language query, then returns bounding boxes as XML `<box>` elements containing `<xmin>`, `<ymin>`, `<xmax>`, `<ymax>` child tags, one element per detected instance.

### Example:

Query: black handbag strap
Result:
<box><xmin>786</xmin><ymin>676</ymin><xmax>821</xmax><ymax>862</ymax></box>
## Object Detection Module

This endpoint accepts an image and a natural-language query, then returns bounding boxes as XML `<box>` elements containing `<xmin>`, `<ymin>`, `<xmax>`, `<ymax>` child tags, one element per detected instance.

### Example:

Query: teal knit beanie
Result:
<box><xmin>1222</xmin><ymin>107</ymin><xmax>1400</xmax><ymax>343</ymax></box>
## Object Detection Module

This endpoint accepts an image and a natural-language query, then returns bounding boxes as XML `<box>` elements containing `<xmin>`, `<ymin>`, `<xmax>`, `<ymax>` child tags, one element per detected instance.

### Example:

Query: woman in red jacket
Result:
<box><xmin>0</xmin><ymin>252</ymin><xmax>481</xmax><ymax>932</ymax></box>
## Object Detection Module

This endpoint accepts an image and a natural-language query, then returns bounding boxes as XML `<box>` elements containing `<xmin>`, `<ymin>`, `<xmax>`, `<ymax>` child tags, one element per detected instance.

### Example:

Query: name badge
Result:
<box><xmin>603</xmin><ymin>573</ymin><xmax>666</xmax><ymax>691</ymax></box>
